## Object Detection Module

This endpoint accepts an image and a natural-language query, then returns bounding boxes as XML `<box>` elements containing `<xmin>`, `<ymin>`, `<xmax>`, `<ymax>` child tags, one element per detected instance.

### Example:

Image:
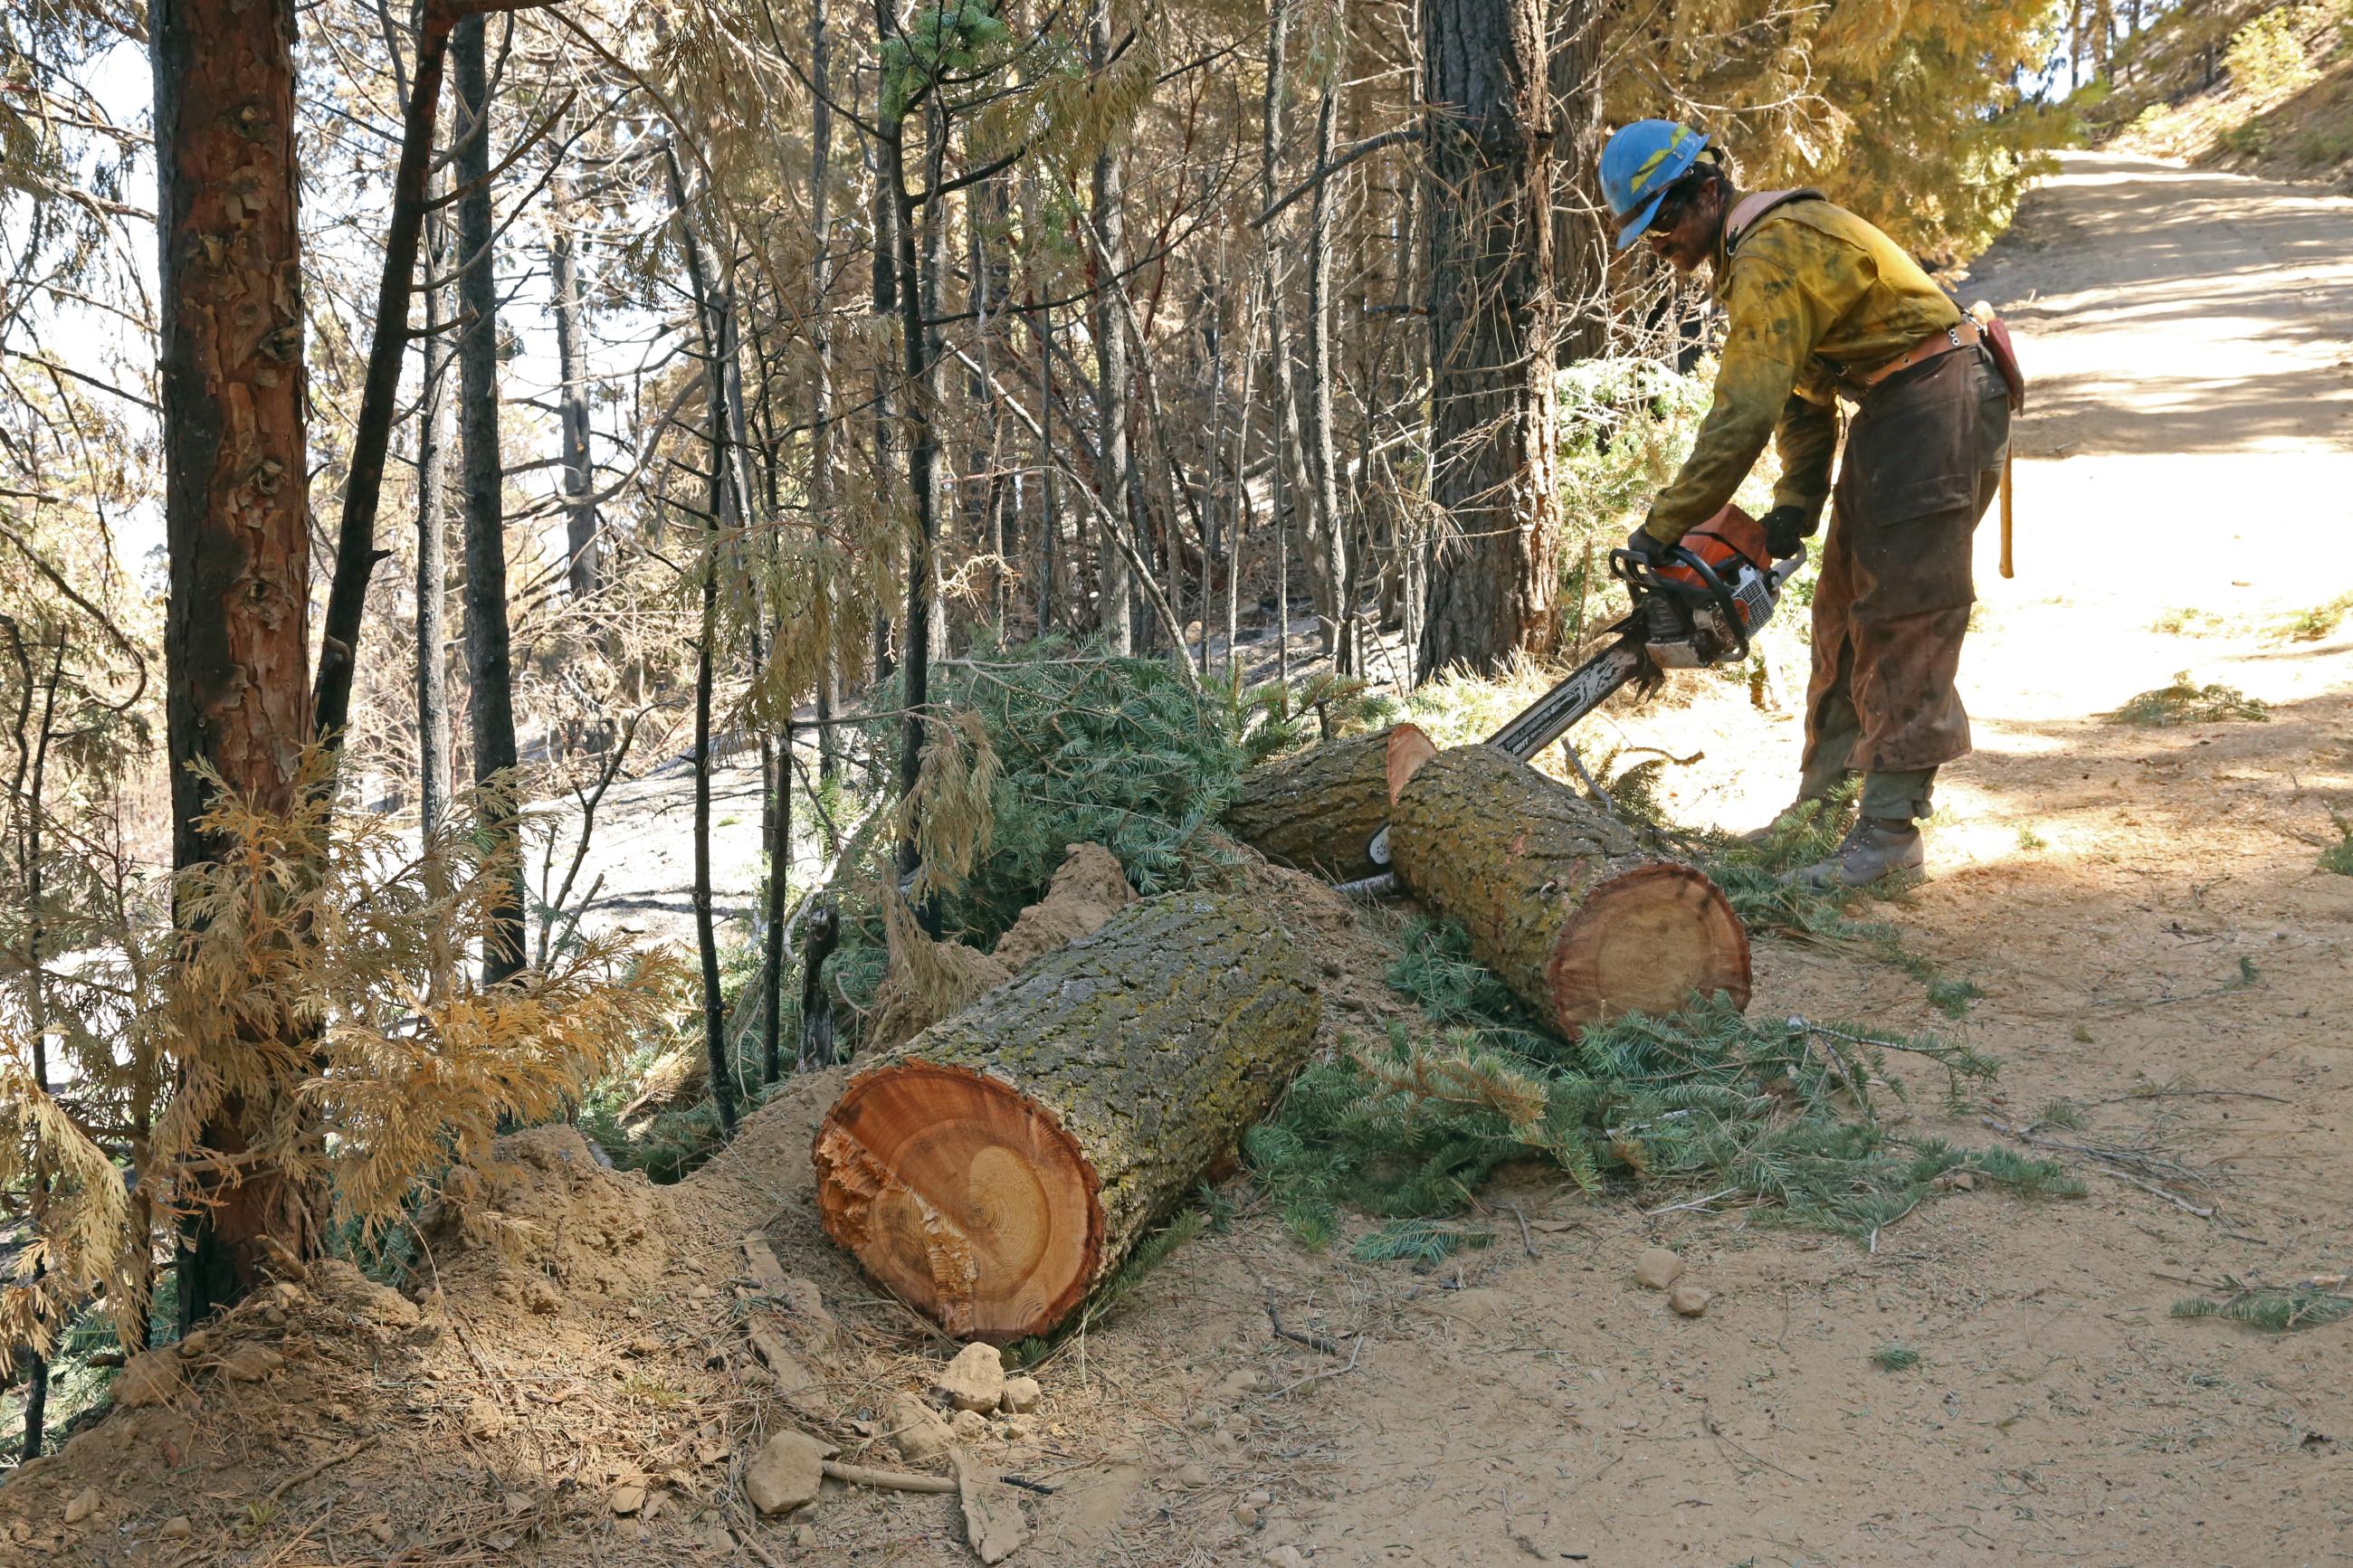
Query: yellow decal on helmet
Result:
<box><xmin>1629</xmin><ymin>126</ymin><xmax>1692</xmax><ymax>195</ymax></box>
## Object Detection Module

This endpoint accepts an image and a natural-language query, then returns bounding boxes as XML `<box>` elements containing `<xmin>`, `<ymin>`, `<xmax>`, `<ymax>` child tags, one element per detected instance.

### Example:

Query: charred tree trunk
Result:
<box><xmin>1087</xmin><ymin>0</ymin><xmax>1135</xmax><ymax>654</ymax></box>
<box><xmin>814</xmin><ymin>892</ymin><xmax>1320</xmax><ymax>1342</ymax></box>
<box><xmin>1389</xmin><ymin>746</ymin><xmax>1750</xmax><ymax>1034</ymax></box>
<box><xmin>453</xmin><ymin>13</ymin><xmax>526</xmax><ymax>984</ymax></box>
<box><xmin>1418</xmin><ymin>0</ymin><xmax>1560</xmax><ymax>679</ymax></box>
<box><xmin>156</xmin><ymin>0</ymin><xmax>322</xmax><ymax>1325</ymax></box>
<box><xmin>551</xmin><ymin>157</ymin><xmax>598</xmax><ymax>603</ymax></box>
<box><xmin>1548</xmin><ymin>0</ymin><xmax>1606</xmax><ymax>361</ymax></box>
<box><xmin>416</xmin><ymin>197</ymin><xmax>453</xmax><ymax>838</ymax></box>
<box><xmin>1302</xmin><ymin>12</ymin><xmax>1350</xmax><ymax>666</ymax></box>
<box><xmin>664</xmin><ymin>143</ymin><xmax>740</xmax><ymax>1135</ymax></box>
<box><xmin>1222</xmin><ymin>723</ymin><xmax>1435</xmax><ymax>881</ymax></box>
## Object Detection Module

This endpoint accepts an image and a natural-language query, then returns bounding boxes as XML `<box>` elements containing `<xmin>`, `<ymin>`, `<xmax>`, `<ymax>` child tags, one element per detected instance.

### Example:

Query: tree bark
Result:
<box><xmin>1388</xmin><ymin>746</ymin><xmax>1750</xmax><ymax>1034</ymax></box>
<box><xmin>1418</xmin><ymin>0</ymin><xmax>1560</xmax><ymax>679</ymax></box>
<box><xmin>416</xmin><ymin>196</ymin><xmax>453</xmax><ymax>839</ymax></box>
<box><xmin>1302</xmin><ymin>10</ymin><xmax>1350</xmax><ymax>666</ymax></box>
<box><xmin>1087</xmin><ymin>0</ymin><xmax>1135</xmax><ymax>654</ymax></box>
<box><xmin>550</xmin><ymin>154</ymin><xmax>598</xmax><ymax>603</ymax></box>
<box><xmin>1548</xmin><ymin>0</ymin><xmax>1606</xmax><ymax>362</ymax></box>
<box><xmin>1222</xmin><ymin>722</ymin><xmax>1435</xmax><ymax>881</ymax></box>
<box><xmin>663</xmin><ymin>141</ymin><xmax>740</xmax><ymax>1135</ymax></box>
<box><xmin>453</xmin><ymin>13</ymin><xmax>526</xmax><ymax>985</ymax></box>
<box><xmin>312</xmin><ymin>1</ymin><xmax>462</xmax><ymax>755</ymax></box>
<box><xmin>814</xmin><ymin>891</ymin><xmax>1321</xmax><ymax>1342</ymax></box>
<box><xmin>155</xmin><ymin>0</ymin><xmax>322</xmax><ymax>1324</ymax></box>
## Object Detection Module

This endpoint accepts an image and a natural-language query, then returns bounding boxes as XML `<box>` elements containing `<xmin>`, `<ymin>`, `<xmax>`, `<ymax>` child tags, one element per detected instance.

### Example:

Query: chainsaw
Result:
<box><xmin>1360</xmin><ymin>504</ymin><xmax>1806</xmax><ymax>878</ymax></box>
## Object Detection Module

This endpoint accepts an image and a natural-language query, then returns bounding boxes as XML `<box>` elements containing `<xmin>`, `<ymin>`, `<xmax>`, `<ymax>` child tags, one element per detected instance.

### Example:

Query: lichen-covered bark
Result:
<box><xmin>1389</xmin><ymin>746</ymin><xmax>1749</xmax><ymax>1031</ymax></box>
<box><xmin>1222</xmin><ymin>726</ymin><xmax>1424</xmax><ymax>881</ymax></box>
<box><xmin>814</xmin><ymin>892</ymin><xmax>1321</xmax><ymax>1339</ymax></box>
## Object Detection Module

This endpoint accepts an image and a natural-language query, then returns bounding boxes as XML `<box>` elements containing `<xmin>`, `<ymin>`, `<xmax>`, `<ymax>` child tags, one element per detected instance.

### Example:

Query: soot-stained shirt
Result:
<box><xmin>1643</xmin><ymin>197</ymin><xmax>1963</xmax><ymax>545</ymax></box>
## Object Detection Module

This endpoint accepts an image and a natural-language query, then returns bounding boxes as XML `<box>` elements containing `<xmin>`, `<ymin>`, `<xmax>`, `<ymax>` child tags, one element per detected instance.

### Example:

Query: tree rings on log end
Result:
<box><xmin>813</xmin><ymin>1063</ymin><xmax>1102</xmax><ymax>1344</ymax></box>
<box><xmin>1386</xmin><ymin>723</ymin><xmax>1437</xmax><ymax>803</ymax></box>
<box><xmin>1545</xmin><ymin>863</ymin><xmax>1752</xmax><ymax>1032</ymax></box>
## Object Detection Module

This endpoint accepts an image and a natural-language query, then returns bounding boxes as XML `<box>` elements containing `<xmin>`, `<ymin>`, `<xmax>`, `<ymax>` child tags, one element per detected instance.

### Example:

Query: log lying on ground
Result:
<box><xmin>1389</xmin><ymin>746</ymin><xmax>1751</xmax><ymax>1034</ymax></box>
<box><xmin>1220</xmin><ymin>723</ymin><xmax>1436</xmax><ymax>881</ymax></box>
<box><xmin>813</xmin><ymin>891</ymin><xmax>1320</xmax><ymax>1342</ymax></box>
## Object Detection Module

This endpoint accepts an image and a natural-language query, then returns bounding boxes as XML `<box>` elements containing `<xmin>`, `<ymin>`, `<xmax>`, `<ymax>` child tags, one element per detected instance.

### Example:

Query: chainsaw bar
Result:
<box><xmin>1483</xmin><ymin>632</ymin><xmax>1653</xmax><ymax>763</ymax></box>
<box><xmin>1364</xmin><ymin>630</ymin><xmax>1650</xmax><ymax>871</ymax></box>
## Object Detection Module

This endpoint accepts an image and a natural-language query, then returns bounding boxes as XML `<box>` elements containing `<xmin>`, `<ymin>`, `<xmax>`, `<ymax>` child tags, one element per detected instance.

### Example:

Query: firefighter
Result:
<box><xmin>1598</xmin><ymin>119</ymin><xmax>2014</xmax><ymax>888</ymax></box>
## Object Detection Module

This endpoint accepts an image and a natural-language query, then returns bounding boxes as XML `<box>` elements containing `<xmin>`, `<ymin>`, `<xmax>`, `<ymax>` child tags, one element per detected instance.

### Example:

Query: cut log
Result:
<box><xmin>1221</xmin><ymin>723</ymin><xmax>1436</xmax><ymax>881</ymax></box>
<box><xmin>1388</xmin><ymin>746</ymin><xmax>1750</xmax><ymax>1034</ymax></box>
<box><xmin>813</xmin><ymin>891</ymin><xmax>1320</xmax><ymax>1342</ymax></box>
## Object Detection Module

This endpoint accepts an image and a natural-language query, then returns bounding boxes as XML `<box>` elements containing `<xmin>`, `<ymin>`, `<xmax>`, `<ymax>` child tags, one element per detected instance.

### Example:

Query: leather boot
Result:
<box><xmin>1789</xmin><ymin>817</ymin><xmax>1924</xmax><ymax>889</ymax></box>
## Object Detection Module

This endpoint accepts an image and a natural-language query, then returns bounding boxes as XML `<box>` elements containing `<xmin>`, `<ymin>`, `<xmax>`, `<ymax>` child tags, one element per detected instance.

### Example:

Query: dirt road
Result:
<box><xmin>1136</xmin><ymin>149</ymin><xmax>2353</xmax><ymax>1568</ymax></box>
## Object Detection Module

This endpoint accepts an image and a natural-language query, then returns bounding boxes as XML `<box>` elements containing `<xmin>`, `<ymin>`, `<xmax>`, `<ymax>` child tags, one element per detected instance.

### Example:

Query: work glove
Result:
<box><xmin>1759</xmin><ymin>504</ymin><xmax>1815</xmax><ymax>561</ymax></box>
<box><xmin>1623</xmin><ymin>524</ymin><xmax>1673</xmax><ymax>568</ymax></box>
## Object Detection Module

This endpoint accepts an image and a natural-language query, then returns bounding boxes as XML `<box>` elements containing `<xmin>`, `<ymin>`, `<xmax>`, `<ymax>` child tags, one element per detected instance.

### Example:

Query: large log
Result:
<box><xmin>812</xmin><ymin>891</ymin><xmax>1320</xmax><ymax>1342</ymax></box>
<box><xmin>1220</xmin><ymin>723</ymin><xmax>1437</xmax><ymax>881</ymax></box>
<box><xmin>1390</xmin><ymin>746</ymin><xmax>1750</xmax><ymax>1034</ymax></box>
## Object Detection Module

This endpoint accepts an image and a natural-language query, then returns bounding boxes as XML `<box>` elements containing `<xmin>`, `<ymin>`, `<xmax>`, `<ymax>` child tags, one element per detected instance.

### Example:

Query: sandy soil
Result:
<box><xmin>1214</xmin><ymin>149</ymin><xmax>2353</xmax><ymax>1568</ymax></box>
<box><xmin>4</xmin><ymin>151</ymin><xmax>2348</xmax><ymax>1568</ymax></box>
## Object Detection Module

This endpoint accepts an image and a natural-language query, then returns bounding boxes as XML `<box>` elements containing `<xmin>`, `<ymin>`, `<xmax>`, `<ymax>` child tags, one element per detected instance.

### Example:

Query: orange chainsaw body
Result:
<box><xmin>1656</xmin><ymin>503</ymin><xmax>1772</xmax><ymax>625</ymax></box>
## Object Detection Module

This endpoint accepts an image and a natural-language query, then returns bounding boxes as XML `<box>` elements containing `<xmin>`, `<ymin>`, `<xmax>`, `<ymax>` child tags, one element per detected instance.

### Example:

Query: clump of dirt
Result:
<box><xmin>420</xmin><ymin>1122</ymin><xmax>670</xmax><ymax>1304</ymax></box>
<box><xmin>868</xmin><ymin>841</ymin><xmax>1145</xmax><ymax>1050</ymax></box>
<box><xmin>989</xmin><ymin>841</ymin><xmax>1137</xmax><ymax>969</ymax></box>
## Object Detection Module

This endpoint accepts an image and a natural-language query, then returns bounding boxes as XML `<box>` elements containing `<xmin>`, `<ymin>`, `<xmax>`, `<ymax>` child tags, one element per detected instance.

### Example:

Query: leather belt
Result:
<box><xmin>1848</xmin><ymin>316</ymin><xmax>1981</xmax><ymax>392</ymax></box>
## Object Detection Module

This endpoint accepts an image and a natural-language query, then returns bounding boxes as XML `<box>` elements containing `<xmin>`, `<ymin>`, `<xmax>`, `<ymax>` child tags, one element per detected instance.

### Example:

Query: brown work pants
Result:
<box><xmin>1798</xmin><ymin>347</ymin><xmax>2012</xmax><ymax>822</ymax></box>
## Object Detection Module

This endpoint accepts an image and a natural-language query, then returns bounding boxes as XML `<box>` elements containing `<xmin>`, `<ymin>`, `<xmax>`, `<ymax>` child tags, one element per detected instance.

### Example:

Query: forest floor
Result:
<box><xmin>5</xmin><ymin>152</ymin><xmax>2351</xmax><ymax>1568</ymax></box>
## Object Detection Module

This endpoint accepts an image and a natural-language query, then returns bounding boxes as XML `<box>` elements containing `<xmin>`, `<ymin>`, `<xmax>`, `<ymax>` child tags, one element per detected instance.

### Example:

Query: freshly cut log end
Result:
<box><xmin>1221</xmin><ymin>723</ymin><xmax>1436</xmax><ymax>882</ymax></box>
<box><xmin>1389</xmin><ymin>746</ymin><xmax>1751</xmax><ymax>1035</ymax></box>
<box><xmin>1546</xmin><ymin>862</ymin><xmax>1749</xmax><ymax>1031</ymax></box>
<box><xmin>813</xmin><ymin>891</ymin><xmax>1320</xmax><ymax>1343</ymax></box>
<box><xmin>813</xmin><ymin>1064</ymin><xmax>1102</xmax><ymax>1340</ymax></box>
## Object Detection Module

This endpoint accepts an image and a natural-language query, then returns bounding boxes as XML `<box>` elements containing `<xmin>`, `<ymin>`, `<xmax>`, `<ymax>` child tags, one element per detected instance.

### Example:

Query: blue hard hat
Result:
<box><xmin>1599</xmin><ymin>120</ymin><xmax>1710</xmax><ymax>252</ymax></box>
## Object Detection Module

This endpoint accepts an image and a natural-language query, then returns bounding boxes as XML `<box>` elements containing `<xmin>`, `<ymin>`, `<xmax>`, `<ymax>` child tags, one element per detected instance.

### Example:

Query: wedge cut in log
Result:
<box><xmin>1221</xmin><ymin>722</ymin><xmax>1437</xmax><ymax>881</ymax></box>
<box><xmin>812</xmin><ymin>891</ymin><xmax>1320</xmax><ymax>1342</ymax></box>
<box><xmin>1389</xmin><ymin>746</ymin><xmax>1750</xmax><ymax>1034</ymax></box>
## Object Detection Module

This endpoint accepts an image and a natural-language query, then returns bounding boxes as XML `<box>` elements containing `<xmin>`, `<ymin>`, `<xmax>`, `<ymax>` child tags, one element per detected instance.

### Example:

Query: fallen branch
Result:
<box><xmin>821</xmin><ymin>1459</ymin><xmax>957</xmax><ymax>1494</ymax></box>
<box><xmin>1264</xmin><ymin>1297</ymin><xmax>1339</xmax><ymax>1355</ymax></box>
<box><xmin>263</xmin><ymin>1435</ymin><xmax>379</xmax><ymax>1506</ymax></box>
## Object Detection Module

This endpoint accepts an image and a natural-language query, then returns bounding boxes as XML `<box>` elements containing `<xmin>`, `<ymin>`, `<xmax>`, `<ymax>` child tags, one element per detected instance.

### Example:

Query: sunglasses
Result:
<box><xmin>1649</xmin><ymin>175</ymin><xmax>1710</xmax><ymax>235</ymax></box>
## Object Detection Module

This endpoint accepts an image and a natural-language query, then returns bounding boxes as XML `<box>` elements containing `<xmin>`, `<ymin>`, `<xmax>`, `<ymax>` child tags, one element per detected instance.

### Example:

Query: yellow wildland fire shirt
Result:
<box><xmin>1643</xmin><ymin>196</ymin><xmax>1964</xmax><ymax>545</ymax></box>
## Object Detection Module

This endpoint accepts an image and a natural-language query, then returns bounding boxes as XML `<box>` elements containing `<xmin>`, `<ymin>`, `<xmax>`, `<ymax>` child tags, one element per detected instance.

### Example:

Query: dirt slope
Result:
<box><xmin>4</xmin><ymin>151</ymin><xmax>2348</xmax><ymax>1568</ymax></box>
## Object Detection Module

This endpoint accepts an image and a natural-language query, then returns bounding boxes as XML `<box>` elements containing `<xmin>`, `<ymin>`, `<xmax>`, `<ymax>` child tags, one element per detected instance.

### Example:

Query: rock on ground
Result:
<box><xmin>746</xmin><ymin>1430</ymin><xmax>833</xmax><ymax>1516</ymax></box>
<box><xmin>937</xmin><ymin>1342</ymin><xmax>1006</xmax><ymax>1412</ymax></box>
<box><xmin>1634</xmin><ymin>1247</ymin><xmax>1683</xmax><ymax>1290</ymax></box>
<box><xmin>1669</xmin><ymin>1286</ymin><xmax>1711</xmax><ymax>1317</ymax></box>
<box><xmin>885</xmin><ymin>1392</ymin><xmax>957</xmax><ymax>1462</ymax></box>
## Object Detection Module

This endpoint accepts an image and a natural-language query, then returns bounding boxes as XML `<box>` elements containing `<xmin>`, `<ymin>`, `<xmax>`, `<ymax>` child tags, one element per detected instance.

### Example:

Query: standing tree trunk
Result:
<box><xmin>417</xmin><ymin>196</ymin><xmax>454</xmax><ymax>838</ymax></box>
<box><xmin>453</xmin><ymin>14</ymin><xmax>526</xmax><ymax>984</ymax></box>
<box><xmin>664</xmin><ymin>144</ymin><xmax>741</xmax><ymax>1135</ymax></box>
<box><xmin>1418</xmin><ymin>0</ymin><xmax>1560</xmax><ymax>679</ymax></box>
<box><xmin>1087</xmin><ymin>0</ymin><xmax>1135</xmax><ymax>655</ymax></box>
<box><xmin>1301</xmin><ymin>7</ymin><xmax>1350</xmax><ymax>666</ymax></box>
<box><xmin>550</xmin><ymin>156</ymin><xmax>598</xmax><ymax>603</ymax></box>
<box><xmin>155</xmin><ymin>0</ymin><xmax>321</xmax><ymax>1325</ymax></box>
<box><xmin>1548</xmin><ymin>0</ymin><xmax>1606</xmax><ymax>361</ymax></box>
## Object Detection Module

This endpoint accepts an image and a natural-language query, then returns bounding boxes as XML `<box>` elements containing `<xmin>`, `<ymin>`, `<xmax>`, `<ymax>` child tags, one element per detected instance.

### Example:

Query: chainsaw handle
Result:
<box><xmin>1610</xmin><ymin>544</ymin><xmax>1755</xmax><ymax>663</ymax></box>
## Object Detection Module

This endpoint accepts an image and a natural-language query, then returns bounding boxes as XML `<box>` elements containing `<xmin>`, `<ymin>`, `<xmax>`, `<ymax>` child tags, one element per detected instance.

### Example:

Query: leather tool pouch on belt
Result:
<box><xmin>1967</xmin><ymin>302</ymin><xmax>2027</xmax><ymax>413</ymax></box>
